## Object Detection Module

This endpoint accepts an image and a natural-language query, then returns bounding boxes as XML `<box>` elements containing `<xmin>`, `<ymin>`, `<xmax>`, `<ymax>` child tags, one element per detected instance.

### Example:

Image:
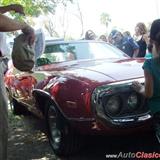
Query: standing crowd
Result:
<box><xmin>84</xmin><ymin>22</ymin><xmax>150</xmax><ymax>59</ymax></box>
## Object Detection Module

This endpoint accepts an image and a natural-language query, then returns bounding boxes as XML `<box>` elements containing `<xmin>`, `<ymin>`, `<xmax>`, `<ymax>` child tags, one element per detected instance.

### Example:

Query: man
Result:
<box><xmin>0</xmin><ymin>4</ymin><xmax>35</xmax><ymax>160</ymax></box>
<box><xmin>111</xmin><ymin>30</ymin><xmax>139</xmax><ymax>57</ymax></box>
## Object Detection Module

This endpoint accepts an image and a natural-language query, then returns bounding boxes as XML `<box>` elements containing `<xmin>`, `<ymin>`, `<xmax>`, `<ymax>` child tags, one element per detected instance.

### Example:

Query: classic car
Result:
<box><xmin>5</xmin><ymin>40</ymin><xmax>152</xmax><ymax>155</ymax></box>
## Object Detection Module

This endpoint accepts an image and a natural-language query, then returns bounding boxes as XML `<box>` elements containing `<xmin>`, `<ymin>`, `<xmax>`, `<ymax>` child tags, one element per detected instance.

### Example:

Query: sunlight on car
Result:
<box><xmin>36</xmin><ymin>41</ymin><xmax>128</xmax><ymax>66</ymax></box>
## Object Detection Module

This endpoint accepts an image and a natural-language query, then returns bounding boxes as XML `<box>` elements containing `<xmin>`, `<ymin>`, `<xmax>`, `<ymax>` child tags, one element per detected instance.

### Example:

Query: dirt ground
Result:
<box><xmin>8</xmin><ymin>112</ymin><xmax>60</xmax><ymax>160</ymax></box>
<box><xmin>8</xmin><ymin>110</ymin><xmax>160</xmax><ymax>160</ymax></box>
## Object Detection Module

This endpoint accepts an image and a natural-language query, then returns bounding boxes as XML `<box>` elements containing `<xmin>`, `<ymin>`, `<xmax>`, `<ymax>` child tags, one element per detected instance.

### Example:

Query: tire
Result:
<box><xmin>45</xmin><ymin>102</ymin><xmax>82</xmax><ymax>156</ymax></box>
<box><xmin>12</xmin><ymin>98</ymin><xmax>30</xmax><ymax>115</ymax></box>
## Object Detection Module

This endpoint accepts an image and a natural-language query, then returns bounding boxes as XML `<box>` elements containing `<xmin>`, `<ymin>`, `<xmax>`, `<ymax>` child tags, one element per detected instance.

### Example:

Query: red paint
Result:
<box><xmin>5</xmin><ymin>57</ymin><xmax>151</xmax><ymax>134</ymax></box>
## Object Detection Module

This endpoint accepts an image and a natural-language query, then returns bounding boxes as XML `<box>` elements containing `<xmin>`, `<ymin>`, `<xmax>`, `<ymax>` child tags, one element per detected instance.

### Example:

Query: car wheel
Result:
<box><xmin>12</xmin><ymin>98</ymin><xmax>30</xmax><ymax>115</ymax></box>
<box><xmin>45</xmin><ymin>102</ymin><xmax>82</xmax><ymax>156</ymax></box>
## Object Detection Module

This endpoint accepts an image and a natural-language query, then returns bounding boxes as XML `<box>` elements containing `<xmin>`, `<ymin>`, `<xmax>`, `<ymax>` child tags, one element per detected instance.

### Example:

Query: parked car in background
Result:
<box><xmin>5</xmin><ymin>40</ymin><xmax>152</xmax><ymax>155</ymax></box>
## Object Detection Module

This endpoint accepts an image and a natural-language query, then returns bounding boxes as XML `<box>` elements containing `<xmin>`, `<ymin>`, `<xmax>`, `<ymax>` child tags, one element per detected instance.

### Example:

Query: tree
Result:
<box><xmin>57</xmin><ymin>0</ymin><xmax>84</xmax><ymax>38</ymax></box>
<box><xmin>71</xmin><ymin>0</ymin><xmax>84</xmax><ymax>37</ymax></box>
<box><xmin>0</xmin><ymin>0</ymin><xmax>73</xmax><ymax>37</ymax></box>
<box><xmin>44</xmin><ymin>18</ymin><xmax>59</xmax><ymax>37</ymax></box>
<box><xmin>60</xmin><ymin>4</ymin><xmax>69</xmax><ymax>39</ymax></box>
<box><xmin>100</xmin><ymin>12</ymin><xmax>111</xmax><ymax>28</ymax></box>
<box><xmin>0</xmin><ymin>0</ymin><xmax>73</xmax><ymax>17</ymax></box>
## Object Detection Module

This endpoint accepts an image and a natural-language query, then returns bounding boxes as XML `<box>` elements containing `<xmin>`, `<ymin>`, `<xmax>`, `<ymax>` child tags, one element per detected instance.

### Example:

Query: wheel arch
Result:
<box><xmin>32</xmin><ymin>89</ymin><xmax>65</xmax><ymax>118</ymax></box>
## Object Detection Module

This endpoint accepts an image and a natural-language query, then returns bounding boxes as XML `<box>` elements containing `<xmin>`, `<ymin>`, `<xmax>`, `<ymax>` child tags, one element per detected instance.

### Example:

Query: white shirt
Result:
<box><xmin>0</xmin><ymin>32</ymin><xmax>10</xmax><ymax>57</ymax></box>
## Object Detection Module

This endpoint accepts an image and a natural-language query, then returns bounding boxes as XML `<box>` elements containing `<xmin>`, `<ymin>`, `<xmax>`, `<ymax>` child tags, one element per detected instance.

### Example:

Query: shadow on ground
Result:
<box><xmin>8</xmin><ymin>114</ymin><xmax>60</xmax><ymax>160</ymax></box>
<box><xmin>8</xmin><ymin>112</ymin><xmax>159</xmax><ymax>160</ymax></box>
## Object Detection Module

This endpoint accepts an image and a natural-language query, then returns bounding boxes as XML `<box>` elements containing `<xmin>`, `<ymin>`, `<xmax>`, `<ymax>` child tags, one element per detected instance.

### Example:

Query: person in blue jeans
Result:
<box><xmin>132</xmin><ymin>19</ymin><xmax>160</xmax><ymax>144</ymax></box>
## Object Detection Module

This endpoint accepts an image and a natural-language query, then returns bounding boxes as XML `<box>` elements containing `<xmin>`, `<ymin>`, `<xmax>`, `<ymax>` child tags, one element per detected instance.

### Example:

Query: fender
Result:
<box><xmin>32</xmin><ymin>89</ymin><xmax>94</xmax><ymax>122</ymax></box>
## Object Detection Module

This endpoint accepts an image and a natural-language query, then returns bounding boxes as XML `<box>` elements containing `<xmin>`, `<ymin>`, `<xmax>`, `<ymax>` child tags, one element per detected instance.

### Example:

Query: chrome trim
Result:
<box><xmin>113</xmin><ymin>114</ymin><xmax>152</xmax><ymax>123</ymax></box>
<box><xmin>92</xmin><ymin>77</ymin><xmax>144</xmax><ymax>104</ymax></box>
<box><xmin>113</xmin><ymin>119</ymin><xmax>134</xmax><ymax>122</ymax></box>
<box><xmin>33</xmin><ymin>89</ymin><xmax>51</xmax><ymax>97</ymax></box>
<box><xmin>107</xmin><ymin>77</ymin><xmax>144</xmax><ymax>86</ymax></box>
<box><xmin>91</xmin><ymin>77</ymin><xmax>151</xmax><ymax>127</ymax></box>
<box><xmin>138</xmin><ymin>114</ymin><xmax>152</xmax><ymax>121</ymax></box>
<box><xmin>92</xmin><ymin>77</ymin><xmax>145</xmax><ymax>105</ymax></box>
<box><xmin>99</xmin><ymin>112</ymin><xmax>152</xmax><ymax>127</ymax></box>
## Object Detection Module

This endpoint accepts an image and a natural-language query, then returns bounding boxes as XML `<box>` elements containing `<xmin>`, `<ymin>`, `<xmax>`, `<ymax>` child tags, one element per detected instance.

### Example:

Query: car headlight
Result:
<box><xmin>104</xmin><ymin>96</ymin><xmax>121</xmax><ymax>116</ymax></box>
<box><xmin>127</xmin><ymin>93</ymin><xmax>138</xmax><ymax>110</ymax></box>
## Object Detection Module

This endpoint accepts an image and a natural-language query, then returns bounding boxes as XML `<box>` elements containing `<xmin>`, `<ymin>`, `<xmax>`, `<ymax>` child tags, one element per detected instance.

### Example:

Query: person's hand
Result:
<box><xmin>22</xmin><ymin>25</ymin><xmax>35</xmax><ymax>46</ymax></box>
<box><xmin>132</xmin><ymin>81</ymin><xmax>144</xmax><ymax>93</ymax></box>
<box><xmin>9</xmin><ymin>4</ymin><xmax>25</xmax><ymax>15</ymax></box>
<box><xmin>143</xmin><ymin>33</ymin><xmax>149</xmax><ymax>45</ymax></box>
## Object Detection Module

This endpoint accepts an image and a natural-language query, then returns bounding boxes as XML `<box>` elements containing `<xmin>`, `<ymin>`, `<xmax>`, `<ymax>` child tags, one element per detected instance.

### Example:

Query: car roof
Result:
<box><xmin>45</xmin><ymin>39</ymin><xmax>106</xmax><ymax>45</ymax></box>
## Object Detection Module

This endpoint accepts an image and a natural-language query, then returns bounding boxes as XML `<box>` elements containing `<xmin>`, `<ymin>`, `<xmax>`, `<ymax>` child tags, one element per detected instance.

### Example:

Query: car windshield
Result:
<box><xmin>36</xmin><ymin>41</ymin><xmax>128</xmax><ymax>66</ymax></box>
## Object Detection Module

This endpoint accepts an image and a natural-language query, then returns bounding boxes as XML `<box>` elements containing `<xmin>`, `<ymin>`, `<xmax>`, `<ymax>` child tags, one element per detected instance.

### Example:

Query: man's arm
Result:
<box><xmin>0</xmin><ymin>5</ymin><xmax>11</xmax><ymax>13</ymax></box>
<box><xmin>0</xmin><ymin>14</ymin><xmax>35</xmax><ymax>45</ymax></box>
<box><xmin>0</xmin><ymin>4</ymin><xmax>24</xmax><ymax>14</ymax></box>
<box><xmin>0</xmin><ymin>14</ymin><xmax>26</xmax><ymax>31</ymax></box>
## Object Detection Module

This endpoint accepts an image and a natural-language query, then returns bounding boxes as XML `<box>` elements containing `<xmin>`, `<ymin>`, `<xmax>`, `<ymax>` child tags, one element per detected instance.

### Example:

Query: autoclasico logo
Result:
<box><xmin>105</xmin><ymin>152</ymin><xmax>160</xmax><ymax>159</ymax></box>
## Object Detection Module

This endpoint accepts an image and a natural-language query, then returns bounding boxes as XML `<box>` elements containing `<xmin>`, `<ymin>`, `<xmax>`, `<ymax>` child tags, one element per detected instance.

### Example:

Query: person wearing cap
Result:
<box><xmin>0</xmin><ymin>4</ymin><xmax>35</xmax><ymax>159</ymax></box>
<box><xmin>108</xmin><ymin>29</ymin><xmax>117</xmax><ymax>44</ymax></box>
<box><xmin>132</xmin><ymin>19</ymin><xmax>160</xmax><ymax>145</ymax></box>
<box><xmin>111</xmin><ymin>30</ymin><xmax>139</xmax><ymax>58</ymax></box>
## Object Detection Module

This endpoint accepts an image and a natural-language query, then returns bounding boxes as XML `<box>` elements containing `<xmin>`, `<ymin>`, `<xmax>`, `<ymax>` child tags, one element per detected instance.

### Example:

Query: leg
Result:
<box><xmin>0</xmin><ymin>62</ymin><xmax>8</xmax><ymax>160</ymax></box>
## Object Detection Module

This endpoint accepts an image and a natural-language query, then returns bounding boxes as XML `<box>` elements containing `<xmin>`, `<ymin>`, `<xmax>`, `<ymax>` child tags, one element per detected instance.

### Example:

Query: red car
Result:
<box><xmin>5</xmin><ymin>40</ymin><xmax>152</xmax><ymax>155</ymax></box>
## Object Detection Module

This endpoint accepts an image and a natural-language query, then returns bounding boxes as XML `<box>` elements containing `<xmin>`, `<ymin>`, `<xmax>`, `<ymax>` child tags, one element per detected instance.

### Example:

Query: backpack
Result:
<box><xmin>12</xmin><ymin>34</ymin><xmax>35</xmax><ymax>72</ymax></box>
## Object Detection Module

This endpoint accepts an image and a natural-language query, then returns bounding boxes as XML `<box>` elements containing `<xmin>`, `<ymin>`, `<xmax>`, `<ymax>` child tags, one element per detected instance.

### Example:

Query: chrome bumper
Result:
<box><xmin>96</xmin><ymin>111</ymin><xmax>152</xmax><ymax>128</ymax></box>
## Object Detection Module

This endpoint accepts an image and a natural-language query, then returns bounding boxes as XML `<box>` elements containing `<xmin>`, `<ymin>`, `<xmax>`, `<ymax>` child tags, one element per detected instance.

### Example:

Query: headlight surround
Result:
<box><xmin>127</xmin><ymin>93</ymin><xmax>138</xmax><ymax>111</ymax></box>
<box><xmin>104</xmin><ymin>95</ymin><xmax>122</xmax><ymax>116</ymax></box>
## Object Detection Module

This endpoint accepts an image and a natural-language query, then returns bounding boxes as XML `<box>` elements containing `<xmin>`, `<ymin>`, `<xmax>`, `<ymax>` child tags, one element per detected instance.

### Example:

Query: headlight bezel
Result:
<box><xmin>101</xmin><ymin>91</ymin><xmax>142</xmax><ymax>118</ymax></box>
<box><xmin>92</xmin><ymin>79</ymin><xmax>146</xmax><ymax>118</ymax></box>
<box><xmin>103</xmin><ymin>95</ymin><xmax>122</xmax><ymax>117</ymax></box>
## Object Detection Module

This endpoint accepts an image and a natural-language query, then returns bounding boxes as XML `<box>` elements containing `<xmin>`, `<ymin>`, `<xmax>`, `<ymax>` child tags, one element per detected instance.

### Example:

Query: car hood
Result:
<box><xmin>77</xmin><ymin>58</ymin><xmax>143</xmax><ymax>78</ymax></box>
<box><xmin>38</xmin><ymin>58</ymin><xmax>144</xmax><ymax>87</ymax></box>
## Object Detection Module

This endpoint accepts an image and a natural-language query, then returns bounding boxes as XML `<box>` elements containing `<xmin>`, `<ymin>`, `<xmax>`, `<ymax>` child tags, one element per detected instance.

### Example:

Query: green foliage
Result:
<box><xmin>0</xmin><ymin>0</ymin><xmax>73</xmax><ymax>17</ymax></box>
<box><xmin>100</xmin><ymin>12</ymin><xmax>111</xmax><ymax>28</ymax></box>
